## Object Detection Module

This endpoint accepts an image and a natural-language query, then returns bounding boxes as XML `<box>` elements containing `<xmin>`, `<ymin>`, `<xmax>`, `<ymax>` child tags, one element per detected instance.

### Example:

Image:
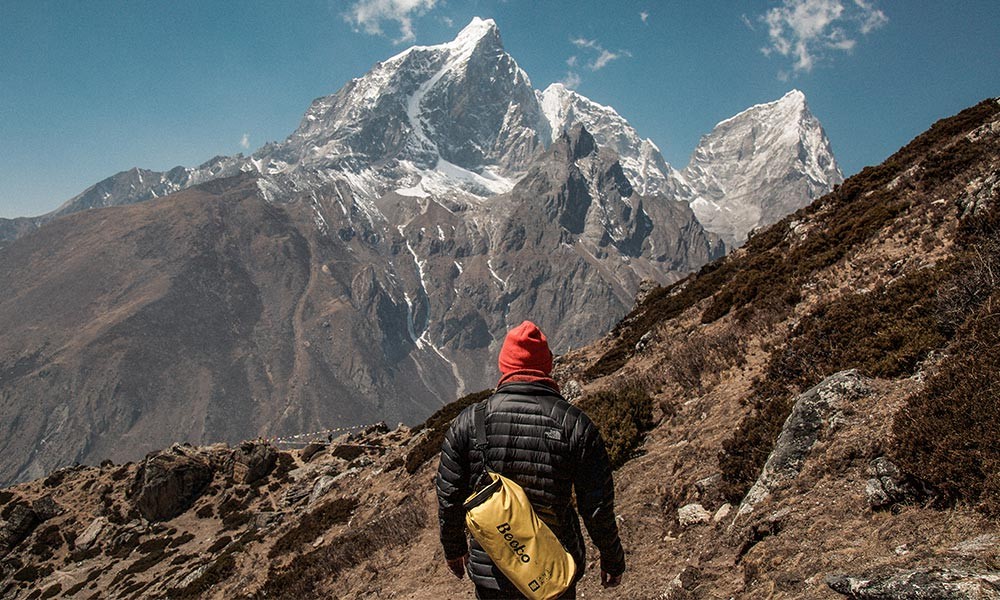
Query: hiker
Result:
<box><xmin>436</xmin><ymin>320</ymin><xmax>626</xmax><ymax>599</ymax></box>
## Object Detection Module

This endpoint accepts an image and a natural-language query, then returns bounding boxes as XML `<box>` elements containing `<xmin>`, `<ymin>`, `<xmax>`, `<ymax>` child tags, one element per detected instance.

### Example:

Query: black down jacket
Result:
<box><xmin>436</xmin><ymin>382</ymin><xmax>626</xmax><ymax>593</ymax></box>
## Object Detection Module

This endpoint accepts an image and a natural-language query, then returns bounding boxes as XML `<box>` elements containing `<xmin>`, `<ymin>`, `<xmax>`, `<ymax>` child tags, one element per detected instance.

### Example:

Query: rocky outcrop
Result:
<box><xmin>227</xmin><ymin>441</ymin><xmax>277</xmax><ymax>485</ymax></box>
<box><xmin>865</xmin><ymin>456</ymin><xmax>922</xmax><ymax>510</ymax></box>
<box><xmin>826</xmin><ymin>569</ymin><xmax>1000</xmax><ymax>599</ymax></box>
<box><xmin>737</xmin><ymin>370</ymin><xmax>872</xmax><ymax>519</ymax></box>
<box><xmin>75</xmin><ymin>516</ymin><xmax>108</xmax><ymax>552</ymax></box>
<box><xmin>130</xmin><ymin>445</ymin><xmax>214</xmax><ymax>521</ymax></box>
<box><xmin>0</xmin><ymin>504</ymin><xmax>39</xmax><ymax>556</ymax></box>
<box><xmin>677</xmin><ymin>503</ymin><xmax>711</xmax><ymax>528</ymax></box>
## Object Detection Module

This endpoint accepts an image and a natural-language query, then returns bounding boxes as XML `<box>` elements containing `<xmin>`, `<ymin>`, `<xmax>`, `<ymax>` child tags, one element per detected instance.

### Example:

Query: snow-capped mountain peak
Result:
<box><xmin>537</xmin><ymin>83</ymin><xmax>682</xmax><ymax>198</ymax></box>
<box><xmin>251</xmin><ymin>16</ymin><xmax>546</xmax><ymax>203</ymax></box>
<box><xmin>446</xmin><ymin>16</ymin><xmax>500</xmax><ymax>52</ymax></box>
<box><xmin>684</xmin><ymin>89</ymin><xmax>842</xmax><ymax>247</ymax></box>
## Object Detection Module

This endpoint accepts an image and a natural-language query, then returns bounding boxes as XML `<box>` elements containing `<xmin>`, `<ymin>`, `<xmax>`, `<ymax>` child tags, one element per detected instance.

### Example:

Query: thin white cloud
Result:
<box><xmin>344</xmin><ymin>0</ymin><xmax>437</xmax><ymax>44</ymax></box>
<box><xmin>441</xmin><ymin>15</ymin><xmax>453</xmax><ymax>27</ymax></box>
<box><xmin>569</xmin><ymin>37</ymin><xmax>631</xmax><ymax>71</ymax></box>
<box><xmin>566</xmin><ymin>55</ymin><xmax>578</xmax><ymax>68</ymax></box>
<box><xmin>740</xmin><ymin>13</ymin><xmax>755</xmax><ymax>31</ymax></box>
<box><xmin>559</xmin><ymin>71</ymin><xmax>582</xmax><ymax>89</ymax></box>
<box><xmin>240</xmin><ymin>133</ymin><xmax>250</xmax><ymax>150</ymax></box>
<box><xmin>760</xmin><ymin>0</ymin><xmax>887</xmax><ymax>74</ymax></box>
<box><xmin>592</xmin><ymin>49</ymin><xmax>625</xmax><ymax>70</ymax></box>
<box><xmin>855</xmin><ymin>0</ymin><xmax>888</xmax><ymax>34</ymax></box>
<box><xmin>640</xmin><ymin>11</ymin><xmax>649</xmax><ymax>24</ymax></box>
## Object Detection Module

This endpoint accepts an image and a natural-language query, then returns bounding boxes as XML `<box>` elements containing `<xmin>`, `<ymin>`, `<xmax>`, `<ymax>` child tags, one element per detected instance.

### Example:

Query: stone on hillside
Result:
<box><xmin>282</xmin><ymin>484</ymin><xmax>311</xmax><ymax>507</ymax></box>
<box><xmin>301</xmin><ymin>442</ymin><xmax>326</xmax><ymax>463</ymax></box>
<box><xmin>108</xmin><ymin>520</ymin><xmax>144</xmax><ymax>557</ymax></box>
<box><xmin>0</xmin><ymin>504</ymin><xmax>39</xmax><ymax>554</ymax></box>
<box><xmin>695</xmin><ymin>473</ymin><xmax>723</xmax><ymax>506</ymax></box>
<box><xmin>364</xmin><ymin>422</ymin><xmax>390</xmax><ymax>436</ymax></box>
<box><xmin>76</xmin><ymin>517</ymin><xmax>108</xmax><ymax>551</ymax></box>
<box><xmin>634</xmin><ymin>279</ymin><xmax>659</xmax><ymax>307</ymax></box>
<box><xmin>308</xmin><ymin>476</ymin><xmax>338</xmax><ymax>506</ymax></box>
<box><xmin>31</xmin><ymin>495</ymin><xmax>64</xmax><ymax>521</ymax></box>
<box><xmin>252</xmin><ymin>511</ymin><xmax>284</xmax><ymax>530</ymax></box>
<box><xmin>677</xmin><ymin>503</ymin><xmax>711</xmax><ymax>528</ymax></box>
<box><xmin>950</xmin><ymin>534</ymin><xmax>1000</xmax><ymax>558</ymax></box>
<box><xmin>712</xmin><ymin>503</ymin><xmax>733</xmax><ymax>524</ymax></box>
<box><xmin>131</xmin><ymin>446</ymin><xmax>214</xmax><ymax>521</ymax></box>
<box><xmin>635</xmin><ymin>331</ymin><xmax>654</xmax><ymax>352</ymax></box>
<box><xmin>228</xmin><ymin>441</ymin><xmax>278</xmax><ymax>485</ymax></box>
<box><xmin>561</xmin><ymin>380</ymin><xmax>582</xmax><ymax>402</ymax></box>
<box><xmin>737</xmin><ymin>370</ymin><xmax>872</xmax><ymax>520</ymax></box>
<box><xmin>826</xmin><ymin>568</ymin><xmax>1000</xmax><ymax>599</ymax></box>
<box><xmin>865</xmin><ymin>456</ymin><xmax>920</xmax><ymax>510</ymax></box>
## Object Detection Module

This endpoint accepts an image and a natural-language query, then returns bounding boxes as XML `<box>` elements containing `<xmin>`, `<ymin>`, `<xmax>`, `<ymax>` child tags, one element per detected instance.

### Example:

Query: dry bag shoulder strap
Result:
<box><xmin>474</xmin><ymin>400</ymin><xmax>488</xmax><ymax>452</ymax></box>
<box><xmin>472</xmin><ymin>400</ymin><xmax>492</xmax><ymax>489</ymax></box>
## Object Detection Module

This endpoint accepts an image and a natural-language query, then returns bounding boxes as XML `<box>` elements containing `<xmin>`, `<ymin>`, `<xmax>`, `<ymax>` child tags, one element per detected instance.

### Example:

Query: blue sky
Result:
<box><xmin>1</xmin><ymin>0</ymin><xmax>997</xmax><ymax>218</ymax></box>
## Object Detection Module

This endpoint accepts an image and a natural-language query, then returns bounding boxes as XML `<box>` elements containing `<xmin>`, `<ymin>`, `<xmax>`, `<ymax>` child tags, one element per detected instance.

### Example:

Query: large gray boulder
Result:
<box><xmin>75</xmin><ymin>516</ymin><xmax>108</xmax><ymax>551</ymax></box>
<box><xmin>826</xmin><ymin>569</ymin><xmax>1000</xmax><ymax>599</ymax></box>
<box><xmin>130</xmin><ymin>445</ymin><xmax>214</xmax><ymax>521</ymax></box>
<box><xmin>736</xmin><ymin>370</ymin><xmax>872</xmax><ymax>519</ymax></box>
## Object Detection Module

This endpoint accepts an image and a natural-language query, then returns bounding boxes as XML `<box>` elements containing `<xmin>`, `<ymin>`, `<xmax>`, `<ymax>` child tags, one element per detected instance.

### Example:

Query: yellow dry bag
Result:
<box><xmin>463</xmin><ymin>401</ymin><xmax>576</xmax><ymax>600</ymax></box>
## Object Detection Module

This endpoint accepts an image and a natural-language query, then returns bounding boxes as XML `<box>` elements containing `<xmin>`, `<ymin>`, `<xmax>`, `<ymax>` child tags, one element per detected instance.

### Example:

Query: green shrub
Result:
<box><xmin>221</xmin><ymin>511</ymin><xmax>251</xmax><ymax>531</ymax></box>
<box><xmin>169</xmin><ymin>532</ymin><xmax>196</xmax><ymax>548</ymax></box>
<box><xmin>207</xmin><ymin>535</ymin><xmax>232</xmax><ymax>554</ymax></box>
<box><xmin>123</xmin><ymin>547</ymin><xmax>168</xmax><ymax>575</ymax></box>
<box><xmin>136</xmin><ymin>536</ymin><xmax>171</xmax><ymax>554</ymax></box>
<box><xmin>257</xmin><ymin>497</ymin><xmax>425</xmax><ymax>597</ymax></box>
<box><xmin>892</xmin><ymin>295</ymin><xmax>1000</xmax><ymax>515</ymax></box>
<box><xmin>14</xmin><ymin>564</ymin><xmax>53</xmax><ymax>581</ymax></box>
<box><xmin>891</xmin><ymin>207</ymin><xmax>1000</xmax><ymax>515</ymax></box>
<box><xmin>30</xmin><ymin>524</ymin><xmax>62</xmax><ymax>559</ymax></box>
<box><xmin>576</xmin><ymin>383</ymin><xmax>654</xmax><ymax>469</ymax></box>
<box><xmin>268</xmin><ymin>497</ymin><xmax>358</xmax><ymax>559</ymax></box>
<box><xmin>64</xmin><ymin>580</ymin><xmax>88</xmax><ymax>597</ymax></box>
<box><xmin>404</xmin><ymin>389</ymin><xmax>493</xmax><ymax>474</ymax></box>
<box><xmin>171</xmin><ymin>553</ymin><xmax>198</xmax><ymax>565</ymax></box>
<box><xmin>585</xmin><ymin>260</ymin><xmax>734</xmax><ymax>378</ymax></box>
<box><xmin>218</xmin><ymin>496</ymin><xmax>246</xmax><ymax>518</ymax></box>
<box><xmin>718</xmin><ymin>264</ymin><xmax>955</xmax><ymax>503</ymax></box>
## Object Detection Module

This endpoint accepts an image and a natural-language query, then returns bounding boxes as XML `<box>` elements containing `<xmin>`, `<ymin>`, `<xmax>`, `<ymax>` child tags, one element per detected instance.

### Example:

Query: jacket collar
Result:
<box><xmin>495</xmin><ymin>380</ymin><xmax>563</xmax><ymax>398</ymax></box>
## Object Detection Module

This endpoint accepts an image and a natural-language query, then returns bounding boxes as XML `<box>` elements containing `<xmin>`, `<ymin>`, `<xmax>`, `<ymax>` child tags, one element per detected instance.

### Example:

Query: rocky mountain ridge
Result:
<box><xmin>1</xmin><ymin>19</ymin><xmax>839</xmax><ymax>250</ymax></box>
<box><xmin>0</xmin><ymin>18</ymin><xmax>840</xmax><ymax>486</ymax></box>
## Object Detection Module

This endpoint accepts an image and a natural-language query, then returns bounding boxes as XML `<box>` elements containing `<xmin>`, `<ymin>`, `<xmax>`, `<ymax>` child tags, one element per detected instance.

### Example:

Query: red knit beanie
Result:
<box><xmin>498</xmin><ymin>321</ymin><xmax>553</xmax><ymax>376</ymax></box>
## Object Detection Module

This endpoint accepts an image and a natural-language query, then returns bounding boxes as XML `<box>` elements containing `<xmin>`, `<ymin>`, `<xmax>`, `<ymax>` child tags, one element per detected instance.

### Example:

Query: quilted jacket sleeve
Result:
<box><xmin>572</xmin><ymin>410</ymin><xmax>626</xmax><ymax>576</ymax></box>
<box><xmin>436</xmin><ymin>409</ymin><xmax>472</xmax><ymax>560</ymax></box>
